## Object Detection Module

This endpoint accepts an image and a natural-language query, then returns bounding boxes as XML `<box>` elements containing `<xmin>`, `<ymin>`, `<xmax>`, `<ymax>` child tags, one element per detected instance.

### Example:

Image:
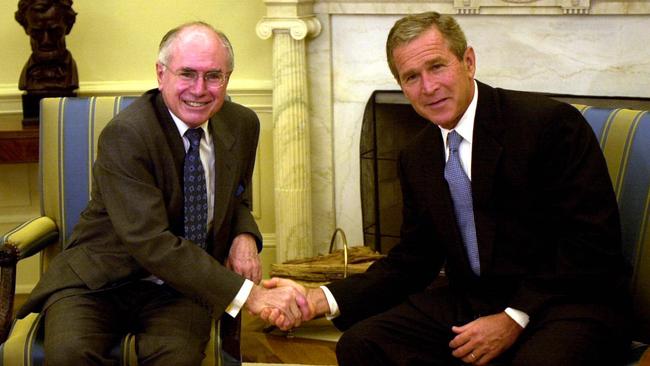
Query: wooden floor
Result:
<box><xmin>241</xmin><ymin>313</ymin><xmax>338</xmax><ymax>364</ymax></box>
<box><xmin>13</xmin><ymin>294</ymin><xmax>338</xmax><ymax>365</ymax></box>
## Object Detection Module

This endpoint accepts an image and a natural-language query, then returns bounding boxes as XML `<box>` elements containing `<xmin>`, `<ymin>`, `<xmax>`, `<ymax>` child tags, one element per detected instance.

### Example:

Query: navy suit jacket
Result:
<box><xmin>328</xmin><ymin>81</ymin><xmax>627</xmax><ymax>330</ymax></box>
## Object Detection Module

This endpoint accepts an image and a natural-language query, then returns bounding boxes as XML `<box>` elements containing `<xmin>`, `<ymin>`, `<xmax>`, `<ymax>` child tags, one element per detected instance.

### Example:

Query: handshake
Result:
<box><xmin>244</xmin><ymin>278</ymin><xmax>329</xmax><ymax>330</ymax></box>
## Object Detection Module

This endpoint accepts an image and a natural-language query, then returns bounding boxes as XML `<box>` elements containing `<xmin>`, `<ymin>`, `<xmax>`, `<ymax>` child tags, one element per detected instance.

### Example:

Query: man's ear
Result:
<box><xmin>463</xmin><ymin>46</ymin><xmax>476</xmax><ymax>78</ymax></box>
<box><xmin>155</xmin><ymin>62</ymin><xmax>165</xmax><ymax>89</ymax></box>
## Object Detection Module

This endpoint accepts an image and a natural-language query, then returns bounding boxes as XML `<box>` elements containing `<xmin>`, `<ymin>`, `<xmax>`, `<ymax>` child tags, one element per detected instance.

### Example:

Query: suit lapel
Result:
<box><xmin>208</xmin><ymin>109</ymin><xmax>236</xmax><ymax>236</ymax></box>
<box><xmin>471</xmin><ymin>81</ymin><xmax>504</xmax><ymax>274</ymax></box>
<box><xmin>424</xmin><ymin>125</ymin><xmax>452</xmax><ymax>215</ymax></box>
<box><xmin>154</xmin><ymin>93</ymin><xmax>186</xmax><ymax>178</ymax></box>
<box><xmin>407</xmin><ymin>126</ymin><xmax>471</xmax><ymax>276</ymax></box>
<box><xmin>419</xmin><ymin>125</ymin><xmax>449</xmax><ymax>216</ymax></box>
<box><xmin>152</xmin><ymin>93</ymin><xmax>186</xmax><ymax>233</ymax></box>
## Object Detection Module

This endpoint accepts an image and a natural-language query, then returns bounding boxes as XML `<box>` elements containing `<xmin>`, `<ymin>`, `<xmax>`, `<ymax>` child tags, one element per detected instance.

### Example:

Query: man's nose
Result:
<box><xmin>420</xmin><ymin>73</ymin><xmax>438</xmax><ymax>94</ymax></box>
<box><xmin>191</xmin><ymin>76</ymin><xmax>208</xmax><ymax>93</ymax></box>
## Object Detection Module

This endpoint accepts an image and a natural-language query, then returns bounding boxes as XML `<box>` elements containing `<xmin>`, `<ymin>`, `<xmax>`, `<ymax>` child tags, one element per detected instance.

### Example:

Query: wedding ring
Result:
<box><xmin>470</xmin><ymin>353</ymin><xmax>477</xmax><ymax>360</ymax></box>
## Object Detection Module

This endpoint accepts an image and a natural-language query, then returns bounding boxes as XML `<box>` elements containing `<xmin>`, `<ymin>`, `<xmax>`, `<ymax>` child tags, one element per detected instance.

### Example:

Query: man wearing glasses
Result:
<box><xmin>17</xmin><ymin>22</ymin><xmax>307</xmax><ymax>365</ymax></box>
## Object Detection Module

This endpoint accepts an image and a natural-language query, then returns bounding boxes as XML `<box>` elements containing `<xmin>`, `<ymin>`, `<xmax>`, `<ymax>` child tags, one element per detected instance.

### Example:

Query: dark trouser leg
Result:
<box><xmin>44</xmin><ymin>292</ymin><xmax>124</xmax><ymax>366</ymax></box>
<box><xmin>506</xmin><ymin>317</ymin><xmax>627</xmax><ymax>366</ymax></box>
<box><xmin>336</xmin><ymin>288</ymin><xmax>467</xmax><ymax>366</ymax></box>
<box><xmin>44</xmin><ymin>281</ymin><xmax>212</xmax><ymax>366</ymax></box>
<box><xmin>335</xmin><ymin>285</ymin><xmax>626</xmax><ymax>366</ymax></box>
<box><xmin>134</xmin><ymin>285</ymin><xmax>212</xmax><ymax>366</ymax></box>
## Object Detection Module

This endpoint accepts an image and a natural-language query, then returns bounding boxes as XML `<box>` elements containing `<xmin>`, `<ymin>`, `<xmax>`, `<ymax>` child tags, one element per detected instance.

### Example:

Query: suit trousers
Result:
<box><xmin>335</xmin><ymin>284</ymin><xmax>626</xmax><ymax>366</ymax></box>
<box><xmin>43</xmin><ymin>280</ymin><xmax>212</xmax><ymax>366</ymax></box>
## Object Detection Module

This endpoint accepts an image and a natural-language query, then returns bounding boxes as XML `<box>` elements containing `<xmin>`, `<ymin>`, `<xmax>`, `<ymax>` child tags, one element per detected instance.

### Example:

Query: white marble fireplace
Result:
<box><xmin>257</xmin><ymin>0</ymin><xmax>650</xmax><ymax>261</ymax></box>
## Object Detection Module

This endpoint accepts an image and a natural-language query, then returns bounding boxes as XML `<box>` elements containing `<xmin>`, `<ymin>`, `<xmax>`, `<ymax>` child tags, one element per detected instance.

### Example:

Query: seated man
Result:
<box><xmin>17</xmin><ymin>22</ymin><xmax>306</xmax><ymax>366</ymax></box>
<box><xmin>264</xmin><ymin>11</ymin><xmax>630</xmax><ymax>366</ymax></box>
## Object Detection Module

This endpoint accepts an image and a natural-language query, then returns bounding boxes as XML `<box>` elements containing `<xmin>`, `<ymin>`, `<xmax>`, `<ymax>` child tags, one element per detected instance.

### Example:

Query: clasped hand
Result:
<box><xmin>226</xmin><ymin>237</ymin><xmax>315</xmax><ymax>331</ymax></box>
<box><xmin>245</xmin><ymin>278</ymin><xmax>315</xmax><ymax>330</ymax></box>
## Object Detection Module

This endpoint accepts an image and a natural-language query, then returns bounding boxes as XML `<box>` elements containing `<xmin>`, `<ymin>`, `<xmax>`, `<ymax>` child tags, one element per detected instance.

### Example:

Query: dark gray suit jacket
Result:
<box><xmin>18</xmin><ymin>89</ymin><xmax>262</xmax><ymax>319</ymax></box>
<box><xmin>328</xmin><ymin>81</ymin><xmax>628</xmax><ymax>331</ymax></box>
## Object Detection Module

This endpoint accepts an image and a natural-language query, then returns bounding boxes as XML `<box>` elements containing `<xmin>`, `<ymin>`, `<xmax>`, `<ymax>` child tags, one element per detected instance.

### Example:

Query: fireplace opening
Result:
<box><xmin>360</xmin><ymin>90</ymin><xmax>428</xmax><ymax>254</ymax></box>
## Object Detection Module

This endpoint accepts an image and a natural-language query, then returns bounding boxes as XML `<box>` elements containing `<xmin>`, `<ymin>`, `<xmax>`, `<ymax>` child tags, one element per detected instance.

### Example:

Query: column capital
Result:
<box><xmin>256</xmin><ymin>0</ymin><xmax>321</xmax><ymax>40</ymax></box>
<box><xmin>256</xmin><ymin>17</ymin><xmax>321</xmax><ymax>40</ymax></box>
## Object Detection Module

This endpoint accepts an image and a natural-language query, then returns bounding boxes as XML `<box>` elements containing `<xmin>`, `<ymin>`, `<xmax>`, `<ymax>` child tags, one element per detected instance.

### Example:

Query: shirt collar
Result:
<box><xmin>439</xmin><ymin>79</ymin><xmax>478</xmax><ymax>146</ymax></box>
<box><xmin>168</xmin><ymin>110</ymin><xmax>210</xmax><ymax>143</ymax></box>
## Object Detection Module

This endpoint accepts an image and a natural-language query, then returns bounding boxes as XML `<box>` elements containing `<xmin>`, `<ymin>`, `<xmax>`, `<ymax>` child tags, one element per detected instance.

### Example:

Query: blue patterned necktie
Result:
<box><xmin>184</xmin><ymin>128</ymin><xmax>208</xmax><ymax>250</ymax></box>
<box><xmin>444</xmin><ymin>130</ymin><xmax>480</xmax><ymax>275</ymax></box>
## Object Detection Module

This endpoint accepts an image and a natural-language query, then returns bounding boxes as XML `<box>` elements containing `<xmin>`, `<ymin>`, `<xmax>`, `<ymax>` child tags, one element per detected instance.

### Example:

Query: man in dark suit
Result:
<box><xmin>263</xmin><ymin>11</ymin><xmax>629</xmax><ymax>365</ymax></box>
<box><xmin>17</xmin><ymin>22</ymin><xmax>306</xmax><ymax>365</ymax></box>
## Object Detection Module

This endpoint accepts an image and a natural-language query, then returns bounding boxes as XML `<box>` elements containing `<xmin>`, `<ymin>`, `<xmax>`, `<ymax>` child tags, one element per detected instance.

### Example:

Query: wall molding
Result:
<box><xmin>0</xmin><ymin>79</ymin><xmax>273</xmax><ymax>116</ymax></box>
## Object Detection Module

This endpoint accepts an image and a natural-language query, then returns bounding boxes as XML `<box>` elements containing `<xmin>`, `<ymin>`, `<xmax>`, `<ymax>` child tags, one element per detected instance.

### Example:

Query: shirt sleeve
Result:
<box><xmin>225</xmin><ymin>279</ymin><xmax>254</xmax><ymax>318</ymax></box>
<box><xmin>321</xmin><ymin>285</ymin><xmax>340</xmax><ymax>320</ymax></box>
<box><xmin>505</xmin><ymin>307</ymin><xmax>530</xmax><ymax>328</ymax></box>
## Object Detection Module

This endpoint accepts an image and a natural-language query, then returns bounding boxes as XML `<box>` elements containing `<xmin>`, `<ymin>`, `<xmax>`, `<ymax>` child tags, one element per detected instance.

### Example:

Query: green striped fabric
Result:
<box><xmin>573</xmin><ymin>104</ymin><xmax>650</xmax><ymax>343</ymax></box>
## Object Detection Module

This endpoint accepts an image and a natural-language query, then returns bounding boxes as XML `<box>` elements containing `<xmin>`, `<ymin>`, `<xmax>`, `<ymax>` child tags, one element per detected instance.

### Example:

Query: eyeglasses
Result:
<box><xmin>161</xmin><ymin>63</ymin><xmax>230</xmax><ymax>87</ymax></box>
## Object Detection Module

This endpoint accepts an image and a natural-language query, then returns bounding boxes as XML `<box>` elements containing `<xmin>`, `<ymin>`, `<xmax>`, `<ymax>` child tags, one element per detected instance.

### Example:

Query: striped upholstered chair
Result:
<box><xmin>572</xmin><ymin>105</ymin><xmax>650</xmax><ymax>365</ymax></box>
<box><xmin>0</xmin><ymin>96</ymin><xmax>239</xmax><ymax>366</ymax></box>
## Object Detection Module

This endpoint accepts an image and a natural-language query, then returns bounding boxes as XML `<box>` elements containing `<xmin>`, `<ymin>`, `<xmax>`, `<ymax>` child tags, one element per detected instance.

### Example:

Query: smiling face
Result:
<box><xmin>156</xmin><ymin>26</ymin><xmax>230</xmax><ymax>128</ymax></box>
<box><xmin>393</xmin><ymin>26</ymin><xmax>476</xmax><ymax>130</ymax></box>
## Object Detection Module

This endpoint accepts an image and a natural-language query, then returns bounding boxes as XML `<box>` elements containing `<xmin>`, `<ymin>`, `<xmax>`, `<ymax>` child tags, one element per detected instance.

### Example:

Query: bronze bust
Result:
<box><xmin>15</xmin><ymin>0</ymin><xmax>78</xmax><ymax>92</ymax></box>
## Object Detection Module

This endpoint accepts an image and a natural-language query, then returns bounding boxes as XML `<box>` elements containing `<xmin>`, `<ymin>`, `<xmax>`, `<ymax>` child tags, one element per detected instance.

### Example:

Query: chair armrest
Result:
<box><xmin>0</xmin><ymin>217</ymin><xmax>57</xmax><ymax>344</ymax></box>
<box><xmin>1</xmin><ymin>217</ymin><xmax>58</xmax><ymax>260</ymax></box>
<box><xmin>0</xmin><ymin>244</ymin><xmax>18</xmax><ymax>343</ymax></box>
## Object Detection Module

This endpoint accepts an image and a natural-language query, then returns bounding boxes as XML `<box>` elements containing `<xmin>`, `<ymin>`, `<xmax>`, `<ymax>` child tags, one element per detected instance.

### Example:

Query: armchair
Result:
<box><xmin>0</xmin><ymin>96</ymin><xmax>240</xmax><ymax>366</ymax></box>
<box><xmin>573</xmin><ymin>105</ymin><xmax>650</xmax><ymax>365</ymax></box>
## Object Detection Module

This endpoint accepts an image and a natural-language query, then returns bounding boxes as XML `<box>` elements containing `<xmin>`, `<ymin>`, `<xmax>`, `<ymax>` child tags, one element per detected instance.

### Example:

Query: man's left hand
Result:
<box><xmin>226</xmin><ymin>233</ymin><xmax>262</xmax><ymax>284</ymax></box>
<box><xmin>449</xmin><ymin>311</ymin><xmax>523</xmax><ymax>365</ymax></box>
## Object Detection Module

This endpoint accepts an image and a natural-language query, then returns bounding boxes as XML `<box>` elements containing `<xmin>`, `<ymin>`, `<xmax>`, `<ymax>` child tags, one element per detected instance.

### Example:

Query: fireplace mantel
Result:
<box><xmin>313</xmin><ymin>0</ymin><xmax>650</xmax><ymax>15</ymax></box>
<box><xmin>260</xmin><ymin>0</ymin><xmax>650</xmax><ymax>258</ymax></box>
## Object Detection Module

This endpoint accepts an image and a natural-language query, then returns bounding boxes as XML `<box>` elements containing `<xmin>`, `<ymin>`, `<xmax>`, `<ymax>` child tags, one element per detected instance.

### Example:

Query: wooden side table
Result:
<box><xmin>0</xmin><ymin>115</ymin><xmax>38</xmax><ymax>164</ymax></box>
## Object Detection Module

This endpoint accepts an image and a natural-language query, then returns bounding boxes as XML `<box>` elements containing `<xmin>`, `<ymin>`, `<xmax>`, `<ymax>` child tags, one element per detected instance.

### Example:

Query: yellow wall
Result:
<box><xmin>1</xmin><ymin>0</ymin><xmax>272</xmax><ymax>92</ymax></box>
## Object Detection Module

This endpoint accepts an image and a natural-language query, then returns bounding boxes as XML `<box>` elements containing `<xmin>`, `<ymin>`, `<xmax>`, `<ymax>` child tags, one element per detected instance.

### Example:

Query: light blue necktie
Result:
<box><xmin>444</xmin><ymin>130</ymin><xmax>480</xmax><ymax>275</ymax></box>
<box><xmin>184</xmin><ymin>128</ymin><xmax>208</xmax><ymax>250</ymax></box>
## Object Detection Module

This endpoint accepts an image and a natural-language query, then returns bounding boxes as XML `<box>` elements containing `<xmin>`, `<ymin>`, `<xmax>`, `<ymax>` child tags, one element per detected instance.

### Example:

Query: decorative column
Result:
<box><xmin>256</xmin><ymin>0</ymin><xmax>321</xmax><ymax>262</ymax></box>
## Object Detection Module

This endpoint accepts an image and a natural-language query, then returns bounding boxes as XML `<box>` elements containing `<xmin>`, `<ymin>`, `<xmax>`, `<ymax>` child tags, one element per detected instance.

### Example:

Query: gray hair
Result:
<box><xmin>157</xmin><ymin>21</ymin><xmax>234</xmax><ymax>72</ymax></box>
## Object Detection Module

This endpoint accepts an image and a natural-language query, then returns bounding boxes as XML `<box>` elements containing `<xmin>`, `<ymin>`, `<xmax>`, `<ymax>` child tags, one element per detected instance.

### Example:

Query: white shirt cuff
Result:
<box><xmin>320</xmin><ymin>285</ymin><xmax>340</xmax><ymax>319</ymax></box>
<box><xmin>225</xmin><ymin>279</ymin><xmax>254</xmax><ymax>318</ymax></box>
<box><xmin>504</xmin><ymin>307</ymin><xmax>530</xmax><ymax>328</ymax></box>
